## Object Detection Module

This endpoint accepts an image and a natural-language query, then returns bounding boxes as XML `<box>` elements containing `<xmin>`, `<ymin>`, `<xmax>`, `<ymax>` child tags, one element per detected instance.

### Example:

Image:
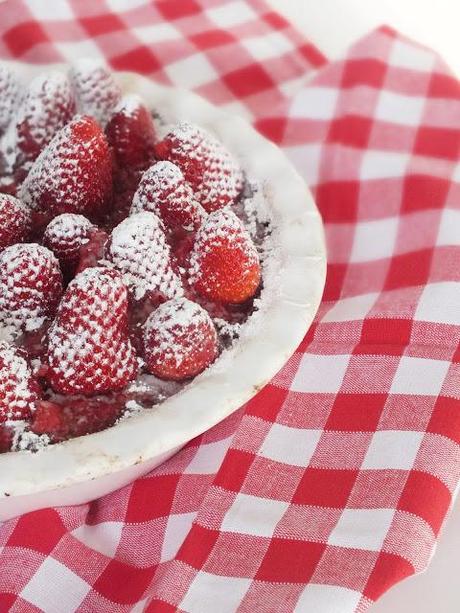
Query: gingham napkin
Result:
<box><xmin>1</xmin><ymin>2</ymin><xmax>460</xmax><ymax>612</ymax></box>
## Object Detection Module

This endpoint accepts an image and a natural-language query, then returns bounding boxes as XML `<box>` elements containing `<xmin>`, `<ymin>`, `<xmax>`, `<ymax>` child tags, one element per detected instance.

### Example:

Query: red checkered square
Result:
<box><xmin>0</xmin><ymin>7</ymin><xmax>459</xmax><ymax>613</ymax></box>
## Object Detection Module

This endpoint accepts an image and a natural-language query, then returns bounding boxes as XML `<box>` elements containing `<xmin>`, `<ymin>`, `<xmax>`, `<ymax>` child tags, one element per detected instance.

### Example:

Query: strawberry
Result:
<box><xmin>0</xmin><ymin>341</ymin><xmax>40</xmax><ymax>423</ymax></box>
<box><xmin>19</xmin><ymin>115</ymin><xmax>112</xmax><ymax>225</ymax></box>
<box><xmin>188</xmin><ymin>209</ymin><xmax>261</xmax><ymax>304</ymax></box>
<box><xmin>0</xmin><ymin>243</ymin><xmax>63</xmax><ymax>339</ymax></box>
<box><xmin>31</xmin><ymin>397</ymin><xmax>124</xmax><ymax>442</ymax></box>
<box><xmin>0</xmin><ymin>65</ymin><xmax>20</xmax><ymax>136</ymax></box>
<box><xmin>0</xmin><ymin>193</ymin><xmax>31</xmax><ymax>252</ymax></box>
<box><xmin>155</xmin><ymin>121</ymin><xmax>243</xmax><ymax>212</ymax></box>
<box><xmin>70</xmin><ymin>58</ymin><xmax>121</xmax><ymax>127</ymax></box>
<box><xmin>0</xmin><ymin>423</ymin><xmax>14</xmax><ymax>453</ymax></box>
<box><xmin>142</xmin><ymin>297</ymin><xmax>218</xmax><ymax>381</ymax></box>
<box><xmin>12</xmin><ymin>71</ymin><xmax>76</xmax><ymax>178</ymax></box>
<box><xmin>105</xmin><ymin>211</ymin><xmax>183</xmax><ymax>301</ymax></box>
<box><xmin>131</xmin><ymin>161</ymin><xmax>206</xmax><ymax>231</ymax></box>
<box><xmin>45</xmin><ymin>266</ymin><xmax>139</xmax><ymax>395</ymax></box>
<box><xmin>43</xmin><ymin>213</ymin><xmax>96</xmax><ymax>278</ymax></box>
<box><xmin>105</xmin><ymin>94</ymin><xmax>156</xmax><ymax>187</ymax></box>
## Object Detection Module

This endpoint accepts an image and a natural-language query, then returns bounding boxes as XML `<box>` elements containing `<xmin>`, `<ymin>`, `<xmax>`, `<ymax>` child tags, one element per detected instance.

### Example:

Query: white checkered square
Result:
<box><xmin>323</xmin><ymin>293</ymin><xmax>379</xmax><ymax>323</ymax></box>
<box><xmin>161</xmin><ymin>512</ymin><xmax>196</xmax><ymax>562</ymax></box>
<box><xmin>437</xmin><ymin>208</ymin><xmax>460</xmax><ymax>246</ymax></box>
<box><xmin>243</xmin><ymin>32</ymin><xmax>294</xmax><ymax>61</ymax></box>
<box><xmin>328</xmin><ymin>508</ymin><xmax>395</xmax><ymax>551</ymax></box>
<box><xmin>72</xmin><ymin>522</ymin><xmax>123</xmax><ymax>558</ymax></box>
<box><xmin>375</xmin><ymin>90</ymin><xmax>425</xmax><ymax>126</ymax></box>
<box><xmin>290</xmin><ymin>87</ymin><xmax>339</xmax><ymax>119</ymax></box>
<box><xmin>291</xmin><ymin>354</ymin><xmax>350</xmax><ymax>393</ymax></box>
<box><xmin>185</xmin><ymin>437</ymin><xmax>233</xmax><ymax>474</ymax></box>
<box><xmin>221</xmin><ymin>493</ymin><xmax>288</xmax><ymax>537</ymax></box>
<box><xmin>390</xmin><ymin>357</ymin><xmax>450</xmax><ymax>395</ymax></box>
<box><xmin>350</xmin><ymin>217</ymin><xmax>399</xmax><ymax>262</ymax></box>
<box><xmin>166</xmin><ymin>54</ymin><xmax>218</xmax><ymax>88</ymax></box>
<box><xmin>295</xmin><ymin>584</ymin><xmax>362</xmax><ymax>613</ymax></box>
<box><xmin>389</xmin><ymin>39</ymin><xmax>435</xmax><ymax>72</ymax></box>
<box><xmin>260</xmin><ymin>424</ymin><xmax>322</xmax><ymax>466</ymax></box>
<box><xmin>21</xmin><ymin>558</ymin><xmax>90</xmax><ymax>613</ymax></box>
<box><xmin>135</xmin><ymin>23</ymin><xmax>181</xmax><ymax>44</ymax></box>
<box><xmin>285</xmin><ymin>144</ymin><xmax>322</xmax><ymax>185</ymax></box>
<box><xmin>181</xmin><ymin>572</ymin><xmax>251</xmax><ymax>613</ymax></box>
<box><xmin>362</xmin><ymin>431</ymin><xmax>424</xmax><ymax>469</ymax></box>
<box><xmin>360</xmin><ymin>151</ymin><xmax>409</xmax><ymax>180</ymax></box>
<box><xmin>415</xmin><ymin>282</ymin><xmax>460</xmax><ymax>326</ymax></box>
<box><xmin>207</xmin><ymin>1</ymin><xmax>257</xmax><ymax>28</ymax></box>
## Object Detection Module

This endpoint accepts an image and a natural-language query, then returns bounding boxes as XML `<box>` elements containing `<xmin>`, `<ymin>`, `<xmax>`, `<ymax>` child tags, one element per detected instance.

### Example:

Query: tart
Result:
<box><xmin>0</xmin><ymin>59</ymin><xmax>272</xmax><ymax>453</ymax></box>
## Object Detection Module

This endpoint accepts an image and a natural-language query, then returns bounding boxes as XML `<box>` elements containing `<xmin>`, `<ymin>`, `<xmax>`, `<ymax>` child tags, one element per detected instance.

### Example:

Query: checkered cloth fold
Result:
<box><xmin>1</xmin><ymin>2</ymin><xmax>460</xmax><ymax>612</ymax></box>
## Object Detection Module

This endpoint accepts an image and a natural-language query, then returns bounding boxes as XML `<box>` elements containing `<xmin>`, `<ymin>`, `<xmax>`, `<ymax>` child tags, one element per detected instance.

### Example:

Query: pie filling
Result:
<box><xmin>0</xmin><ymin>60</ymin><xmax>273</xmax><ymax>453</ymax></box>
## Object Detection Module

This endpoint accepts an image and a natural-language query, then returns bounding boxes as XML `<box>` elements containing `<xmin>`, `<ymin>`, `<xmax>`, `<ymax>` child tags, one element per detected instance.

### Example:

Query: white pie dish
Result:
<box><xmin>0</xmin><ymin>60</ymin><xmax>326</xmax><ymax>521</ymax></box>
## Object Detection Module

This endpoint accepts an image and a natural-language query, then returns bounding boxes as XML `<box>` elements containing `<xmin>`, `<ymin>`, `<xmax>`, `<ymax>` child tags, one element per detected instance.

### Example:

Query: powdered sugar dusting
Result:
<box><xmin>0</xmin><ymin>65</ymin><xmax>20</xmax><ymax>133</ymax></box>
<box><xmin>0</xmin><ymin>243</ymin><xmax>62</xmax><ymax>339</ymax></box>
<box><xmin>70</xmin><ymin>58</ymin><xmax>122</xmax><ymax>126</ymax></box>
<box><xmin>106</xmin><ymin>212</ymin><xmax>183</xmax><ymax>300</ymax></box>
<box><xmin>43</xmin><ymin>213</ymin><xmax>94</xmax><ymax>267</ymax></box>
<box><xmin>131</xmin><ymin>160</ymin><xmax>206</xmax><ymax>231</ymax></box>
<box><xmin>0</xmin><ymin>342</ymin><xmax>38</xmax><ymax>422</ymax></box>
<box><xmin>112</xmin><ymin>93</ymin><xmax>144</xmax><ymax>118</ymax></box>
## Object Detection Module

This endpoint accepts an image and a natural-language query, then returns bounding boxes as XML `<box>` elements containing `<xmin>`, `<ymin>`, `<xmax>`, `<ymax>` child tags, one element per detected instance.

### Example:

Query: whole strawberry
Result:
<box><xmin>70</xmin><ymin>58</ymin><xmax>121</xmax><ymax>126</ymax></box>
<box><xmin>131</xmin><ymin>161</ymin><xmax>206</xmax><ymax>232</ymax></box>
<box><xmin>0</xmin><ymin>193</ymin><xmax>31</xmax><ymax>252</ymax></box>
<box><xmin>43</xmin><ymin>213</ymin><xmax>96</xmax><ymax>278</ymax></box>
<box><xmin>189</xmin><ymin>209</ymin><xmax>261</xmax><ymax>304</ymax></box>
<box><xmin>0</xmin><ymin>341</ymin><xmax>40</xmax><ymax>423</ymax></box>
<box><xmin>45</xmin><ymin>266</ymin><xmax>139</xmax><ymax>395</ymax></box>
<box><xmin>19</xmin><ymin>115</ymin><xmax>112</xmax><ymax>224</ymax></box>
<box><xmin>155</xmin><ymin>121</ymin><xmax>243</xmax><ymax>212</ymax></box>
<box><xmin>12</xmin><ymin>71</ymin><xmax>76</xmax><ymax>177</ymax></box>
<box><xmin>143</xmin><ymin>297</ymin><xmax>218</xmax><ymax>381</ymax></box>
<box><xmin>105</xmin><ymin>94</ymin><xmax>156</xmax><ymax>188</ymax></box>
<box><xmin>0</xmin><ymin>243</ymin><xmax>63</xmax><ymax>339</ymax></box>
<box><xmin>0</xmin><ymin>65</ymin><xmax>20</xmax><ymax>136</ymax></box>
<box><xmin>105</xmin><ymin>211</ymin><xmax>183</xmax><ymax>301</ymax></box>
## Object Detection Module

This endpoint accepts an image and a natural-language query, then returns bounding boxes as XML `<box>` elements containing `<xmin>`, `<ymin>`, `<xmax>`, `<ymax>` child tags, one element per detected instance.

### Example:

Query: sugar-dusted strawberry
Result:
<box><xmin>45</xmin><ymin>266</ymin><xmax>139</xmax><ymax>395</ymax></box>
<box><xmin>106</xmin><ymin>94</ymin><xmax>156</xmax><ymax>185</ymax></box>
<box><xmin>155</xmin><ymin>121</ymin><xmax>243</xmax><ymax>212</ymax></box>
<box><xmin>189</xmin><ymin>209</ymin><xmax>261</xmax><ymax>304</ymax></box>
<box><xmin>70</xmin><ymin>58</ymin><xmax>121</xmax><ymax>126</ymax></box>
<box><xmin>0</xmin><ymin>341</ymin><xmax>40</xmax><ymax>423</ymax></box>
<box><xmin>142</xmin><ymin>297</ymin><xmax>218</xmax><ymax>381</ymax></box>
<box><xmin>0</xmin><ymin>65</ymin><xmax>20</xmax><ymax>136</ymax></box>
<box><xmin>31</xmin><ymin>397</ymin><xmax>125</xmax><ymax>442</ymax></box>
<box><xmin>43</xmin><ymin>213</ymin><xmax>96</xmax><ymax>278</ymax></box>
<box><xmin>12</xmin><ymin>71</ymin><xmax>76</xmax><ymax>178</ymax></box>
<box><xmin>0</xmin><ymin>243</ymin><xmax>63</xmax><ymax>339</ymax></box>
<box><xmin>131</xmin><ymin>161</ymin><xmax>206</xmax><ymax>231</ymax></box>
<box><xmin>0</xmin><ymin>193</ymin><xmax>31</xmax><ymax>252</ymax></box>
<box><xmin>105</xmin><ymin>211</ymin><xmax>183</xmax><ymax>301</ymax></box>
<box><xmin>19</xmin><ymin>115</ymin><xmax>112</xmax><ymax>225</ymax></box>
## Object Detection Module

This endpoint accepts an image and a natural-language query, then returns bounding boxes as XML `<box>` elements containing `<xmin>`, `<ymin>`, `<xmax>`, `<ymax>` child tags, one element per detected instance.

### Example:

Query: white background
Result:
<box><xmin>266</xmin><ymin>1</ymin><xmax>460</xmax><ymax>611</ymax></box>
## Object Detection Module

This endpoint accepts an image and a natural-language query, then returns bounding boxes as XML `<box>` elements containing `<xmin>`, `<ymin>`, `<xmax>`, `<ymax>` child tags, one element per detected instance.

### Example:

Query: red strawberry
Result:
<box><xmin>70</xmin><ymin>59</ymin><xmax>121</xmax><ymax>126</ymax></box>
<box><xmin>105</xmin><ymin>211</ymin><xmax>183</xmax><ymax>301</ymax></box>
<box><xmin>189</xmin><ymin>209</ymin><xmax>261</xmax><ymax>304</ymax></box>
<box><xmin>0</xmin><ymin>423</ymin><xmax>14</xmax><ymax>452</ymax></box>
<box><xmin>0</xmin><ymin>341</ymin><xmax>40</xmax><ymax>423</ymax></box>
<box><xmin>19</xmin><ymin>115</ymin><xmax>112</xmax><ymax>225</ymax></box>
<box><xmin>12</xmin><ymin>71</ymin><xmax>76</xmax><ymax>178</ymax></box>
<box><xmin>0</xmin><ymin>65</ymin><xmax>20</xmax><ymax>136</ymax></box>
<box><xmin>143</xmin><ymin>297</ymin><xmax>218</xmax><ymax>381</ymax></box>
<box><xmin>131</xmin><ymin>161</ymin><xmax>206</xmax><ymax>231</ymax></box>
<box><xmin>155</xmin><ymin>121</ymin><xmax>243</xmax><ymax>212</ymax></box>
<box><xmin>0</xmin><ymin>243</ymin><xmax>63</xmax><ymax>339</ymax></box>
<box><xmin>0</xmin><ymin>193</ymin><xmax>31</xmax><ymax>252</ymax></box>
<box><xmin>31</xmin><ymin>397</ymin><xmax>124</xmax><ymax>442</ymax></box>
<box><xmin>105</xmin><ymin>94</ymin><xmax>156</xmax><ymax>186</ymax></box>
<box><xmin>45</xmin><ymin>266</ymin><xmax>139</xmax><ymax>395</ymax></box>
<box><xmin>43</xmin><ymin>213</ymin><xmax>96</xmax><ymax>278</ymax></box>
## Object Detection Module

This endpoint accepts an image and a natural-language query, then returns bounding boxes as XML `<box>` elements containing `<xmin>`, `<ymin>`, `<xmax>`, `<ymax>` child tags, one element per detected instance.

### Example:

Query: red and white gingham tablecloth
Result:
<box><xmin>1</xmin><ymin>1</ymin><xmax>460</xmax><ymax>611</ymax></box>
